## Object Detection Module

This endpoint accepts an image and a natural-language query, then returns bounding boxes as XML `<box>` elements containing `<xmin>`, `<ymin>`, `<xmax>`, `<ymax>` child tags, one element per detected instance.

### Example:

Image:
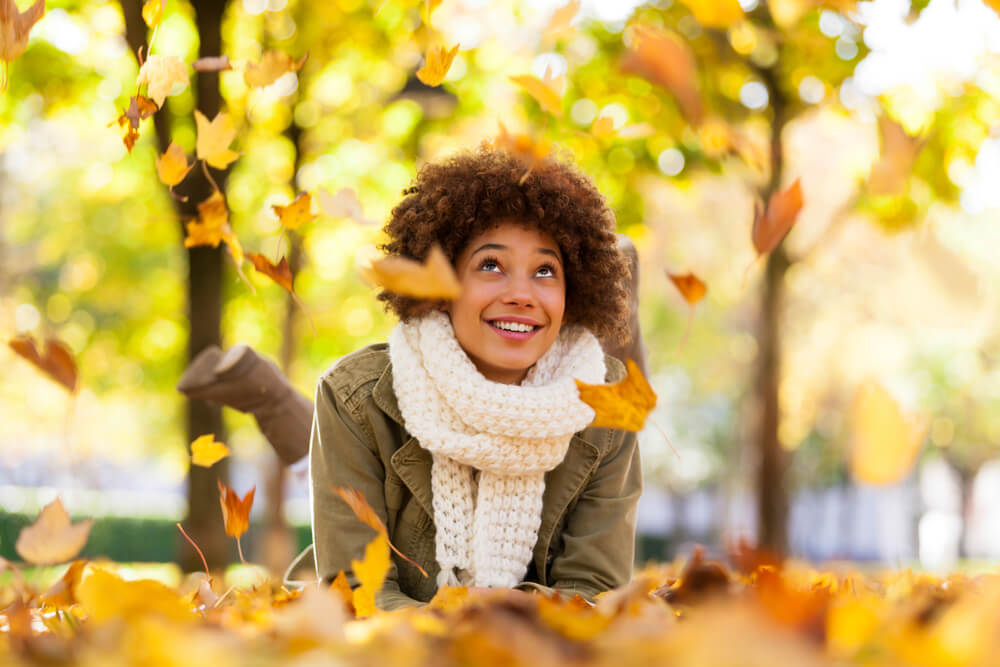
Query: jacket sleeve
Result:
<box><xmin>522</xmin><ymin>429</ymin><xmax>642</xmax><ymax>601</ymax></box>
<box><xmin>309</xmin><ymin>374</ymin><xmax>424</xmax><ymax>611</ymax></box>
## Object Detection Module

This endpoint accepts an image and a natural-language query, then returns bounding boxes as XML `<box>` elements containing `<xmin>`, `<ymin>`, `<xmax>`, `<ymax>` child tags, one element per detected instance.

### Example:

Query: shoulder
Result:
<box><xmin>317</xmin><ymin>343</ymin><xmax>391</xmax><ymax>404</ymax></box>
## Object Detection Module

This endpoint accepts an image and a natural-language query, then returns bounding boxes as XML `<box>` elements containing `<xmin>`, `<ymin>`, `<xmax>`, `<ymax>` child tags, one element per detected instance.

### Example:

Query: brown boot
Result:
<box><xmin>177</xmin><ymin>344</ymin><xmax>313</xmax><ymax>465</ymax></box>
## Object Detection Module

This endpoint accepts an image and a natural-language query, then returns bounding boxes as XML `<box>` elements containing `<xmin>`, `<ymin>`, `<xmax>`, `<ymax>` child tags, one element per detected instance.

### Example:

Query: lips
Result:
<box><xmin>485</xmin><ymin>318</ymin><xmax>542</xmax><ymax>340</ymax></box>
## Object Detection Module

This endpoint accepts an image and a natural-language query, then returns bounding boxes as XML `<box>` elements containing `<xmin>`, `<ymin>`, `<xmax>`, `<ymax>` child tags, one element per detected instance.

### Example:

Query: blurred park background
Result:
<box><xmin>3</xmin><ymin>0</ymin><xmax>1000</xmax><ymax>577</ymax></box>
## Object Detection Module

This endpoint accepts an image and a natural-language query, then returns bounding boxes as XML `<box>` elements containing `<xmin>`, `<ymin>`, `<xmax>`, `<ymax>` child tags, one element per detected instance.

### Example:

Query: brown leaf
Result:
<box><xmin>653</xmin><ymin>545</ymin><xmax>731</xmax><ymax>606</ymax></box>
<box><xmin>193</xmin><ymin>55</ymin><xmax>232</xmax><ymax>72</ymax></box>
<box><xmin>621</xmin><ymin>24</ymin><xmax>702</xmax><ymax>125</ymax></box>
<box><xmin>752</xmin><ymin>178</ymin><xmax>803</xmax><ymax>256</ymax></box>
<box><xmin>15</xmin><ymin>499</ymin><xmax>92</xmax><ymax>565</ymax></box>
<box><xmin>9</xmin><ymin>335</ymin><xmax>78</xmax><ymax>393</ymax></box>
<box><xmin>217</xmin><ymin>480</ymin><xmax>255</xmax><ymax>539</ymax></box>
<box><xmin>0</xmin><ymin>0</ymin><xmax>45</xmax><ymax>65</ymax></box>
<box><xmin>362</xmin><ymin>244</ymin><xmax>461</xmax><ymax>300</ymax></box>
<box><xmin>575</xmin><ymin>358</ymin><xmax>657</xmax><ymax>432</ymax></box>
<box><xmin>490</xmin><ymin>122</ymin><xmax>553</xmax><ymax>184</ymax></box>
<box><xmin>333</xmin><ymin>487</ymin><xmax>428</xmax><ymax>577</ymax></box>
<box><xmin>248</xmin><ymin>253</ymin><xmax>293</xmax><ymax>293</ymax></box>
<box><xmin>666</xmin><ymin>272</ymin><xmax>707</xmax><ymax>305</ymax></box>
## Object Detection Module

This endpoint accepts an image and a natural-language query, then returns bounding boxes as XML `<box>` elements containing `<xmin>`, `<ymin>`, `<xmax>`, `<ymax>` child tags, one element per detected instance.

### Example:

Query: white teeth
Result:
<box><xmin>492</xmin><ymin>321</ymin><xmax>535</xmax><ymax>333</ymax></box>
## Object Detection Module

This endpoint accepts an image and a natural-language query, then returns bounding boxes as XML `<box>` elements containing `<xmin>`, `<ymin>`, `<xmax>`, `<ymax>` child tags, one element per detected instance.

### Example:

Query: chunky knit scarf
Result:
<box><xmin>389</xmin><ymin>310</ymin><xmax>606</xmax><ymax>588</ymax></box>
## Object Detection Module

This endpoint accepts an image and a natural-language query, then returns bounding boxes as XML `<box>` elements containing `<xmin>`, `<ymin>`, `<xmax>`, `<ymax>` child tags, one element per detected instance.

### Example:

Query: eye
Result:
<box><xmin>478</xmin><ymin>256</ymin><xmax>501</xmax><ymax>272</ymax></box>
<box><xmin>536</xmin><ymin>264</ymin><xmax>557</xmax><ymax>278</ymax></box>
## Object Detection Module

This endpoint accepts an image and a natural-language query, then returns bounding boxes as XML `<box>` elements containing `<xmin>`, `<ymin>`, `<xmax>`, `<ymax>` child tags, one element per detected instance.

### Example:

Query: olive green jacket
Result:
<box><xmin>309</xmin><ymin>343</ymin><xmax>642</xmax><ymax>610</ymax></box>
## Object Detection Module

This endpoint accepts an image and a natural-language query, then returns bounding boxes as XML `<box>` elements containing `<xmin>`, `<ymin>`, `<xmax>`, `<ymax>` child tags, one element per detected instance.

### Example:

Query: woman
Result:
<box><xmin>309</xmin><ymin>145</ymin><xmax>642</xmax><ymax>609</ymax></box>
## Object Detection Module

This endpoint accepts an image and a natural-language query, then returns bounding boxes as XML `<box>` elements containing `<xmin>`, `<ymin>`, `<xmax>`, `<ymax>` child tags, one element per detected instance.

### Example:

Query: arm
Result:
<box><xmin>519</xmin><ymin>429</ymin><xmax>642</xmax><ymax>601</ymax></box>
<box><xmin>309</xmin><ymin>375</ymin><xmax>423</xmax><ymax>610</ymax></box>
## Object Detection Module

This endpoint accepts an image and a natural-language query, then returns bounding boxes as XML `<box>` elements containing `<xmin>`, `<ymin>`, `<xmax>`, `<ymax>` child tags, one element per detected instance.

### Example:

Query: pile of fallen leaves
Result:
<box><xmin>3</xmin><ymin>537</ymin><xmax>1000</xmax><ymax>667</ymax></box>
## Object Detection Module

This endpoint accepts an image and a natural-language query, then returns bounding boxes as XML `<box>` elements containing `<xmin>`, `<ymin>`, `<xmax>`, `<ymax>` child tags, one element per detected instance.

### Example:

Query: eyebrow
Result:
<box><xmin>471</xmin><ymin>243</ymin><xmax>562</xmax><ymax>263</ymax></box>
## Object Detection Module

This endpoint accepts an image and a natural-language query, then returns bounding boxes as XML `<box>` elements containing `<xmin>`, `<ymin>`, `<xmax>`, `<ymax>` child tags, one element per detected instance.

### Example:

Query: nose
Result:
<box><xmin>500</xmin><ymin>273</ymin><xmax>537</xmax><ymax>308</ymax></box>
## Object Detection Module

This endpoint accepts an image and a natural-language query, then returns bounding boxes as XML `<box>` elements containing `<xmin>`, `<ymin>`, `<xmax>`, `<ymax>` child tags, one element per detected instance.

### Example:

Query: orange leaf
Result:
<box><xmin>272</xmin><ymin>192</ymin><xmax>315</xmax><ymax>231</ymax></box>
<box><xmin>184</xmin><ymin>191</ymin><xmax>230</xmax><ymax>249</ymax></box>
<box><xmin>542</xmin><ymin>0</ymin><xmax>581</xmax><ymax>44</ymax></box>
<box><xmin>667</xmin><ymin>272</ymin><xmax>707</xmax><ymax>305</ymax></box>
<box><xmin>509</xmin><ymin>67</ymin><xmax>564</xmax><ymax>117</ymax></box>
<box><xmin>362</xmin><ymin>244</ymin><xmax>461</xmax><ymax>300</ymax></box>
<box><xmin>591</xmin><ymin>115</ymin><xmax>617</xmax><ymax>138</ymax></box>
<box><xmin>248</xmin><ymin>253</ymin><xmax>294</xmax><ymax>293</ymax></box>
<box><xmin>39</xmin><ymin>559</ymin><xmax>88</xmax><ymax>607</ymax></box>
<box><xmin>217</xmin><ymin>480</ymin><xmax>255</xmax><ymax>539</ymax></box>
<box><xmin>752</xmin><ymin>178</ymin><xmax>803</xmax><ymax>257</ymax></box>
<box><xmin>0</xmin><ymin>0</ymin><xmax>44</xmax><ymax>66</ymax></box>
<box><xmin>869</xmin><ymin>116</ymin><xmax>923</xmax><ymax>196</ymax></box>
<box><xmin>15</xmin><ymin>499</ymin><xmax>92</xmax><ymax>565</ymax></box>
<box><xmin>333</xmin><ymin>487</ymin><xmax>428</xmax><ymax>577</ymax></box>
<box><xmin>156</xmin><ymin>142</ymin><xmax>194</xmax><ymax>187</ymax></box>
<box><xmin>9</xmin><ymin>335</ymin><xmax>78</xmax><ymax>393</ymax></box>
<box><xmin>141</xmin><ymin>0</ymin><xmax>166</xmax><ymax>29</ymax></box>
<box><xmin>621</xmin><ymin>24</ymin><xmax>702</xmax><ymax>125</ymax></box>
<box><xmin>490</xmin><ymin>122</ymin><xmax>553</xmax><ymax>183</ymax></box>
<box><xmin>330</xmin><ymin>570</ymin><xmax>355</xmax><ymax>614</ymax></box>
<box><xmin>575</xmin><ymin>359</ymin><xmax>657</xmax><ymax>432</ymax></box>
<box><xmin>416</xmin><ymin>43</ymin><xmax>459</xmax><ymax>87</ymax></box>
<box><xmin>244</xmin><ymin>51</ymin><xmax>307</xmax><ymax>88</ymax></box>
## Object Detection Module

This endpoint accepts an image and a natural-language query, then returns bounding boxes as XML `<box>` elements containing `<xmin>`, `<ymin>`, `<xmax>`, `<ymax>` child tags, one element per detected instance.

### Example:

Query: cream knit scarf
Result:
<box><xmin>389</xmin><ymin>310</ymin><xmax>606</xmax><ymax>588</ymax></box>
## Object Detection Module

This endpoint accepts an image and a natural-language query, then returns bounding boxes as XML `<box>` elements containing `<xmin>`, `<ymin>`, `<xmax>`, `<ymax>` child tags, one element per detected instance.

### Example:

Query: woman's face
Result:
<box><xmin>447</xmin><ymin>222</ymin><xmax>566</xmax><ymax>385</ymax></box>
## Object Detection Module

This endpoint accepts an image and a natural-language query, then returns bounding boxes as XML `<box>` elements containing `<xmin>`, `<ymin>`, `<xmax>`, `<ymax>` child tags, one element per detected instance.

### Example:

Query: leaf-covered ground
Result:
<box><xmin>2</xmin><ymin>547</ymin><xmax>998</xmax><ymax>667</ymax></box>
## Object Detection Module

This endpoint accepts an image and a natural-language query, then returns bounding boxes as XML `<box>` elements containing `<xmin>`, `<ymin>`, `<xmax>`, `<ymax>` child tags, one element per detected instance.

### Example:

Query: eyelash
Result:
<box><xmin>478</xmin><ymin>256</ymin><xmax>557</xmax><ymax>277</ymax></box>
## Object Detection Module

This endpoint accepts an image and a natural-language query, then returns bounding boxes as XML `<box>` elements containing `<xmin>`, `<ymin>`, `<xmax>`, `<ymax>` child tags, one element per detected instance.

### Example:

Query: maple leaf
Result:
<box><xmin>351</xmin><ymin>534</ymin><xmax>390</xmax><ymax>618</ymax></box>
<box><xmin>248</xmin><ymin>253</ymin><xmax>293</xmax><ymax>292</ymax></box>
<box><xmin>509</xmin><ymin>66</ymin><xmax>565</xmax><ymax>117</ymax></box>
<box><xmin>421</xmin><ymin>0</ymin><xmax>443</xmax><ymax>25</ymax></box>
<box><xmin>76</xmin><ymin>568</ymin><xmax>197</xmax><ymax>624</ymax></box>
<box><xmin>591</xmin><ymin>116</ymin><xmax>616</xmax><ymax>138</ymax></box>
<box><xmin>330</xmin><ymin>570</ymin><xmax>356</xmax><ymax>614</ymax></box>
<box><xmin>850</xmin><ymin>380</ymin><xmax>926</xmax><ymax>485</ymax></box>
<box><xmin>195</xmin><ymin>110</ymin><xmax>239</xmax><ymax>170</ymax></box>
<box><xmin>192</xmin><ymin>55</ymin><xmax>233</xmax><ymax>72</ymax></box>
<box><xmin>15</xmin><ymin>498</ymin><xmax>92</xmax><ymax>565</ymax></box>
<box><xmin>110</xmin><ymin>95</ymin><xmax>158</xmax><ymax>153</ymax></box>
<box><xmin>141</xmin><ymin>0</ymin><xmax>166</xmax><ymax>29</ymax></box>
<box><xmin>156</xmin><ymin>142</ymin><xmax>194</xmax><ymax>187</ymax></box>
<box><xmin>39</xmin><ymin>559</ymin><xmax>88</xmax><ymax>608</ymax></box>
<box><xmin>490</xmin><ymin>122</ymin><xmax>553</xmax><ymax>183</ymax></box>
<box><xmin>361</xmin><ymin>244</ymin><xmax>462</xmax><ymax>300</ymax></box>
<box><xmin>679</xmin><ymin>0</ymin><xmax>744</xmax><ymax>28</ymax></box>
<box><xmin>752</xmin><ymin>178</ymin><xmax>803</xmax><ymax>257</ymax></box>
<box><xmin>542</xmin><ymin>0</ymin><xmax>581</xmax><ymax>45</ymax></box>
<box><xmin>218</xmin><ymin>480</ymin><xmax>255</xmax><ymax>539</ymax></box>
<box><xmin>243</xmin><ymin>50</ymin><xmax>307</xmax><ymax>88</ymax></box>
<box><xmin>137</xmin><ymin>54</ymin><xmax>189</xmax><ymax>108</ymax></box>
<box><xmin>190</xmin><ymin>433</ymin><xmax>230</xmax><ymax>468</ymax></box>
<box><xmin>417</xmin><ymin>43</ymin><xmax>460</xmax><ymax>87</ymax></box>
<box><xmin>575</xmin><ymin>359</ymin><xmax>657</xmax><ymax>432</ymax></box>
<box><xmin>869</xmin><ymin>116</ymin><xmax>923</xmax><ymax>196</ymax></box>
<box><xmin>667</xmin><ymin>272</ymin><xmax>707</xmax><ymax>305</ymax></box>
<box><xmin>9</xmin><ymin>335</ymin><xmax>78</xmax><ymax>393</ymax></box>
<box><xmin>333</xmin><ymin>487</ymin><xmax>428</xmax><ymax>576</ymax></box>
<box><xmin>0</xmin><ymin>0</ymin><xmax>44</xmax><ymax>90</ymax></box>
<box><xmin>184</xmin><ymin>191</ymin><xmax>230</xmax><ymax>249</ymax></box>
<box><xmin>272</xmin><ymin>192</ymin><xmax>315</xmax><ymax>230</ymax></box>
<box><xmin>317</xmin><ymin>186</ymin><xmax>379</xmax><ymax>226</ymax></box>
<box><xmin>621</xmin><ymin>24</ymin><xmax>702</xmax><ymax>125</ymax></box>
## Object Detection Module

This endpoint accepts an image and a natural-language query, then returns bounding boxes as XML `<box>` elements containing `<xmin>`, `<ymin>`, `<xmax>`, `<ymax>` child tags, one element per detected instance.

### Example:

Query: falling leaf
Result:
<box><xmin>193</xmin><ymin>55</ymin><xmax>232</xmax><ymax>72</ymax></box>
<box><xmin>352</xmin><ymin>534</ymin><xmax>390</xmax><ymax>618</ymax></box>
<box><xmin>156</xmin><ymin>142</ymin><xmax>194</xmax><ymax>187</ymax></box>
<box><xmin>362</xmin><ymin>244</ymin><xmax>461</xmax><ymax>300</ymax></box>
<box><xmin>667</xmin><ymin>272</ymin><xmax>707</xmax><ymax>305</ymax></box>
<box><xmin>190</xmin><ymin>434</ymin><xmax>230</xmax><ymax>468</ymax></box>
<box><xmin>9</xmin><ymin>335</ymin><xmax>78</xmax><ymax>393</ymax></box>
<box><xmin>195</xmin><ymin>110</ymin><xmax>239</xmax><ymax>170</ymax></box>
<box><xmin>416</xmin><ymin>43</ymin><xmax>459</xmax><ymax>87</ymax></box>
<box><xmin>752</xmin><ymin>178</ymin><xmax>803</xmax><ymax>256</ymax></box>
<box><xmin>248</xmin><ymin>253</ymin><xmax>294</xmax><ymax>292</ymax></box>
<box><xmin>141</xmin><ymin>0</ymin><xmax>166</xmax><ymax>28</ymax></box>
<box><xmin>850</xmin><ymin>380</ymin><xmax>926</xmax><ymax>485</ymax></box>
<box><xmin>869</xmin><ymin>116</ymin><xmax>922</xmax><ymax>196</ymax></box>
<box><xmin>76</xmin><ymin>568</ymin><xmax>197</xmax><ymax>624</ymax></box>
<box><xmin>591</xmin><ymin>116</ymin><xmax>616</xmax><ymax>138</ymax></box>
<box><xmin>490</xmin><ymin>122</ymin><xmax>553</xmax><ymax>183</ymax></box>
<box><xmin>542</xmin><ymin>0</ymin><xmax>581</xmax><ymax>44</ymax></box>
<box><xmin>243</xmin><ymin>50</ymin><xmax>307</xmax><ymax>88</ymax></box>
<box><xmin>333</xmin><ymin>487</ymin><xmax>428</xmax><ymax>577</ymax></box>
<box><xmin>136</xmin><ymin>54</ymin><xmax>189</xmax><ymax>108</ymax></box>
<box><xmin>272</xmin><ymin>192</ymin><xmax>315</xmax><ymax>231</ymax></box>
<box><xmin>317</xmin><ymin>186</ymin><xmax>379</xmax><ymax>226</ymax></box>
<box><xmin>0</xmin><ymin>0</ymin><xmax>44</xmax><ymax>89</ymax></box>
<box><xmin>421</xmin><ymin>0</ymin><xmax>443</xmax><ymax>25</ymax></box>
<box><xmin>218</xmin><ymin>480</ymin><xmax>255</xmax><ymax>539</ymax></box>
<box><xmin>184</xmin><ymin>191</ymin><xmax>230</xmax><ymax>249</ymax></box>
<box><xmin>15</xmin><ymin>498</ymin><xmax>92</xmax><ymax>565</ymax></box>
<box><xmin>679</xmin><ymin>0</ymin><xmax>744</xmax><ymax>28</ymax></box>
<box><xmin>509</xmin><ymin>66</ymin><xmax>565</xmax><ymax>117</ymax></box>
<box><xmin>575</xmin><ymin>359</ymin><xmax>657</xmax><ymax>432</ymax></box>
<box><xmin>110</xmin><ymin>95</ymin><xmax>158</xmax><ymax>153</ymax></box>
<box><xmin>621</xmin><ymin>24</ymin><xmax>702</xmax><ymax>125</ymax></box>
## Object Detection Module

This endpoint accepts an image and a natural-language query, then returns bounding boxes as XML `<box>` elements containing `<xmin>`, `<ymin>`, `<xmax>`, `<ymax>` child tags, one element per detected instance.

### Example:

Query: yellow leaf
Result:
<box><xmin>0</xmin><ymin>0</ymin><xmax>44</xmax><ymax>65</ymax></box>
<box><xmin>362</xmin><ymin>244</ymin><xmax>462</xmax><ymax>300</ymax></box>
<box><xmin>538</xmin><ymin>595</ymin><xmax>613</xmax><ymax>640</ymax></box>
<box><xmin>272</xmin><ymin>192</ymin><xmax>315</xmax><ymax>230</ymax></box>
<box><xmin>156</xmin><ymin>141</ymin><xmax>193</xmax><ymax>187</ymax></box>
<box><xmin>509</xmin><ymin>67</ymin><xmax>564</xmax><ymax>117</ymax></box>
<box><xmin>141</xmin><ymin>0</ymin><xmax>165</xmax><ymax>28</ymax></box>
<box><xmin>575</xmin><ymin>359</ymin><xmax>657</xmax><ymax>432</ymax></box>
<box><xmin>679</xmin><ymin>0</ymin><xmax>744</xmax><ymax>28</ymax></box>
<box><xmin>190</xmin><ymin>433</ymin><xmax>229</xmax><ymax>467</ymax></box>
<box><xmin>850</xmin><ymin>381</ymin><xmax>926</xmax><ymax>485</ymax></box>
<box><xmin>351</xmin><ymin>534</ymin><xmax>390</xmax><ymax>618</ymax></box>
<box><xmin>184</xmin><ymin>191</ymin><xmax>230</xmax><ymax>248</ymax></box>
<box><xmin>15</xmin><ymin>498</ymin><xmax>91</xmax><ymax>565</ymax></box>
<box><xmin>195</xmin><ymin>110</ymin><xmax>239</xmax><ymax>170</ymax></box>
<box><xmin>591</xmin><ymin>115</ymin><xmax>616</xmax><ymax>138</ymax></box>
<box><xmin>542</xmin><ymin>0</ymin><xmax>581</xmax><ymax>44</ymax></box>
<box><xmin>317</xmin><ymin>186</ymin><xmax>379</xmax><ymax>226</ymax></box>
<box><xmin>76</xmin><ymin>567</ymin><xmax>197</xmax><ymax>624</ymax></box>
<box><xmin>243</xmin><ymin>50</ymin><xmax>307</xmax><ymax>88</ymax></box>
<box><xmin>136</xmin><ymin>54</ymin><xmax>189</xmax><ymax>108</ymax></box>
<box><xmin>416</xmin><ymin>43</ymin><xmax>459</xmax><ymax>87</ymax></box>
<box><xmin>333</xmin><ymin>487</ymin><xmax>427</xmax><ymax>576</ymax></box>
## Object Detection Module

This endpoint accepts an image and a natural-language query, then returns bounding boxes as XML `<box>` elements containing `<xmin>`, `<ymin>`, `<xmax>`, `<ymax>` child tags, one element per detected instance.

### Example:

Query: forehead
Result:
<box><xmin>460</xmin><ymin>221</ymin><xmax>561</xmax><ymax>257</ymax></box>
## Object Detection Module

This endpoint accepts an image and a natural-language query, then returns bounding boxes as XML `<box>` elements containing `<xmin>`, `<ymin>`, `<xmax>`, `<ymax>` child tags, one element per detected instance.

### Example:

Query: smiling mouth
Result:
<box><xmin>486</xmin><ymin>319</ymin><xmax>542</xmax><ymax>336</ymax></box>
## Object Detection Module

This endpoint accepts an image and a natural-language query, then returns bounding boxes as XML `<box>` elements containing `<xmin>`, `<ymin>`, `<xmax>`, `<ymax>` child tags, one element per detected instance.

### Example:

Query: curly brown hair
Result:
<box><xmin>377</xmin><ymin>144</ymin><xmax>630</xmax><ymax>343</ymax></box>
